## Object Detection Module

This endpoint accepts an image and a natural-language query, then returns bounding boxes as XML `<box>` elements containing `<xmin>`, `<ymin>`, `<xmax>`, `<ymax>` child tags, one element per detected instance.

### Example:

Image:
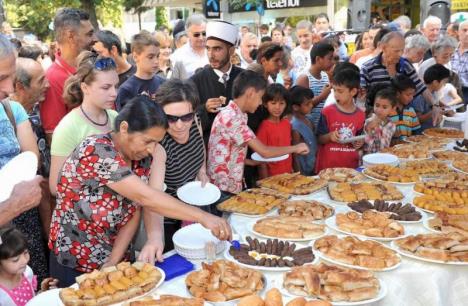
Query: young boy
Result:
<box><xmin>290</xmin><ymin>85</ymin><xmax>317</xmax><ymax>176</ymax></box>
<box><xmin>207</xmin><ymin>70</ymin><xmax>309</xmax><ymax>195</ymax></box>
<box><xmin>389</xmin><ymin>75</ymin><xmax>421</xmax><ymax>141</ymax></box>
<box><xmin>296</xmin><ymin>41</ymin><xmax>335</xmax><ymax>127</ymax></box>
<box><xmin>411</xmin><ymin>64</ymin><xmax>451</xmax><ymax>131</ymax></box>
<box><xmin>315</xmin><ymin>69</ymin><xmax>365</xmax><ymax>172</ymax></box>
<box><xmin>115</xmin><ymin>31</ymin><xmax>165</xmax><ymax>110</ymax></box>
<box><xmin>364</xmin><ymin>87</ymin><xmax>397</xmax><ymax>153</ymax></box>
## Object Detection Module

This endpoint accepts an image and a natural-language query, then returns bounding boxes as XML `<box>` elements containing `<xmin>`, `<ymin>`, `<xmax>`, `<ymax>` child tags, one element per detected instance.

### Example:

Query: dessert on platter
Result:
<box><xmin>258</xmin><ymin>173</ymin><xmax>328</xmax><ymax>195</ymax></box>
<box><xmin>217</xmin><ymin>188</ymin><xmax>289</xmax><ymax>215</ymax></box>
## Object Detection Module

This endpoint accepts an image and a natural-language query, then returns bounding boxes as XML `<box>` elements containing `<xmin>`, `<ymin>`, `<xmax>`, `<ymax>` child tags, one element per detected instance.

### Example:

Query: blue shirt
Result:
<box><xmin>115</xmin><ymin>74</ymin><xmax>165</xmax><ymax>111</ymax></box>
<box><xmin>0</xmin><ymin>100</ymin><xmax>29</xmax><ymax>168</ymax></box>
<box><xmin>291</xmin><ymin>116</ymin><xmax>317</xmax><ymax>176</ymax></box>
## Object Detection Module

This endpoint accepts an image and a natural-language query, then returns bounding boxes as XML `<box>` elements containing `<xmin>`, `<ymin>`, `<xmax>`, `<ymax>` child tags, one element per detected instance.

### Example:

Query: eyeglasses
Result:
<box><xmin>192</xmin><ymin>31</ymin><xmax>206</xmax><ymax>38</ymax></box>
<box><xmin>166</xmin><ymin>112</ymin><xmax>195</xmax><ymax>124</ymax></box>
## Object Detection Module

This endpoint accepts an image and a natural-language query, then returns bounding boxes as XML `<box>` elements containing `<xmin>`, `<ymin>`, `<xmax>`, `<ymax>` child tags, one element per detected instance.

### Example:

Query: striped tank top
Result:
<box><xmin>306</xmin><ymin>71</ymin><xmax>330</xmax><ymax>127</ymax></box>
<box><xmin>160</xmin><ymin>120</ymin><xmax>205</xmax><ymax>197</ymax></box>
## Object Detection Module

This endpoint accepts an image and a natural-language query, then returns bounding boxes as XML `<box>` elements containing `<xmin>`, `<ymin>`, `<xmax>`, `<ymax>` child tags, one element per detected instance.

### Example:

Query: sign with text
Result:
<box><xmin>204</xmin><ymin>0</ymin><xmax>221</xmax><ymax>19</ymax></box>
<box><xmin>229</xmin><ymin>0</ymin><xmax>327</xmax><ymax>13</ymax></box>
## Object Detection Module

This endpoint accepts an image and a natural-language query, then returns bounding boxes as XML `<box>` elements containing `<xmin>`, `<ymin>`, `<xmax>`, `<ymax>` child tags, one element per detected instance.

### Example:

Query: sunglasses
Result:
<box><xmin>95</xmin><ymin>57</ymin><xmax>116</xmax><ymax>70</ymax></box>
<box><xmin>166</xmin><ymin>112</ymin><xmax>195</xmax><ymax>124</ymax></box>
<box><xmin>192</xmin><ymin>31</ymin><xmax>206</xmax><ymax>38</ymax></box>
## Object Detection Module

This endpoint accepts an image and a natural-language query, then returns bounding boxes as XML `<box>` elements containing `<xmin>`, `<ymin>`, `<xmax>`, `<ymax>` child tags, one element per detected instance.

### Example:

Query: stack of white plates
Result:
<box><xmin>172</xmin><ymin>223</ymin><xmax>225</xmax><ymax>260</ymax></box>
<box><xmin>363</xmin><ymin>153</ymin><xmax>399</xmax><ymax>168</ymax></box>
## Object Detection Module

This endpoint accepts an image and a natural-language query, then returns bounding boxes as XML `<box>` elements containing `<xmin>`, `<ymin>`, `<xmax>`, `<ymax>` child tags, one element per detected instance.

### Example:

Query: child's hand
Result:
<box><xmin>352</xmin><ymin>139</ymin><xmax>365</xmax><ymax>149</ymax></box>
<box><xmin>320</xmin><ymin>84</ymin><xmax>332</xmax><ymax>99</ymax></box>
<box><xmin>329</xmin><ymin>130</ymin><xmax>341</xmax><ymax>143</ymax></box>
<box><xmin>40</xmin><ymin>277</ymin><xmax>58</xmax><ymax>291</ymax></box>
<box><xmin>365</xmin><ymin>116</ymin><xmax>381</xmax><ymax>133</ymax></box>
<box><xmin>206</xmin><ymin>96</ymin><xmax>226</xmax><ymax>113</ymax></box>
<box><xmin>294</xmin><ymin>143</ymin><xmax>310</xmax><ymax>155</ymax></box>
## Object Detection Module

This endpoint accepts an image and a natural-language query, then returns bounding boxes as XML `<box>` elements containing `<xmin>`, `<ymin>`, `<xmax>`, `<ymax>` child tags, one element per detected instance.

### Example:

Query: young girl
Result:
<box><xmin>256</xmin><ymin>84</ymin><xmax>293</xmax><ymax>178</ymax></box>
<box><xmin>364</xmin><ymin>87</ymin><xmax>397</xmax><ymax>153</ymax></box>
<box><xmin>290</xmin><ymin>85</ymin><xmax>317</xmax><ymax>175</ymax></box>
<box><xmin>0</xmin><ymin>227</ymin><xmax>57</xmax><ymax>306</ymax></box>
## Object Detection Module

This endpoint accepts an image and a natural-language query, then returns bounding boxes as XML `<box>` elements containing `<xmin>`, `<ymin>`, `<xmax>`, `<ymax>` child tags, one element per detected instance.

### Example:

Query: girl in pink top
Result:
<box><xmin>0</xmin><ymin>227</ymin><xmax>57</xmax><ymax>306</ymax></box>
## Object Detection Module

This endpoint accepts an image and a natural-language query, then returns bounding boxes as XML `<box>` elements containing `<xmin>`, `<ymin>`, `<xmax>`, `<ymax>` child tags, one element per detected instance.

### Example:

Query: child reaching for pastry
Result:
<box><xmin>0</xmin><ymin>227</ymin><xmax>58</xmax><ymax>306</ymax></box>
<box><xmin>364</xmin><ymin>87</ymin><xmax>397</xmax><ymax>154</ymax></box>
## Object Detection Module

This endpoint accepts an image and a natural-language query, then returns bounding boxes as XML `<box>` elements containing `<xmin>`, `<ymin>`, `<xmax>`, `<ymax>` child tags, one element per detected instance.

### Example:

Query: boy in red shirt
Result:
<box><xmin>315</xmin><ymin>68</ymin><xmax>365</xmax><ymax>172</ymax></box>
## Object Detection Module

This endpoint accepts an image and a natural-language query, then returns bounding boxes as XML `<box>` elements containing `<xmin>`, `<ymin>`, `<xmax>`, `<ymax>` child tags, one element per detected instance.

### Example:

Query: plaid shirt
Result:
<box><xmin>451</xmin><ymin>47</ymin><xmax>468</xmax><ymax>88</ymax></box>
<box><xmin>364</xmin><ymin>115</ymin><xmax>396</xmax><ymax>153</ymax></box>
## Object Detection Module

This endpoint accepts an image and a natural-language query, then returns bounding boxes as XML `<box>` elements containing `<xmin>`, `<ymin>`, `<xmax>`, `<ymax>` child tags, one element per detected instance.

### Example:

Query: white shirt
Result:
<box><xmin>213</xmin><ymin>65</ymin><xmax>233</xmax><ymax>84</ymax></box>
<box><xmin>171</xmin><ymin>43</ymin><xmax>209</xmax><ymax>79</ymax></box>
<box><xmin>291</xmin><ymin>46</ymin><xmax>312</xmax><ymax>80</ymax></box>
<box><xmin>236</xmin><ymin>49</ymin><xmax>253</xmax><ymax>69</ymax></box>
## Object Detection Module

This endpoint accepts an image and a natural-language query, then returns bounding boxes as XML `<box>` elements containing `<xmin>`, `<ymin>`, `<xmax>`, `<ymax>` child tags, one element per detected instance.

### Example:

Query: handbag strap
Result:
<box><xmin>1</xmin><ymin>99</ymin><xmax>17</xmax><ymax>135</ymax></box>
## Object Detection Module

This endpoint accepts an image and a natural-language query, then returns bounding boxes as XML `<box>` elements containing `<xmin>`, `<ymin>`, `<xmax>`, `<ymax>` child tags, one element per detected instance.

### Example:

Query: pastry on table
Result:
<box><xmin>314</xmin><ymin>235</ymin><xmax>401</xmax><ymax>270</ymax></box>
<box><xmin>413</xmin><ymin>195</ymin><xmax>468</xmax><ymax>215</ymax></box>
<box><xmin>424</xmin><ymin>127</ymin><xmax>464</xmax><ymax>139</ymax></box>
<box><xmin>428</xmin><ymin>212</ymin><xmax>468</xmax><ymax>236</ymax></box>
<box><xmin>432</xmin><ymin>150</ymin><xmax>467</xmax><ymax>162</ymax></box>
<box><xmin>348</xmin><ymin>199</ymin><xmax>422</xmax><ymax>221</ymax></box>
<box><xmin>60</xmin><ymin>262</ymin><xmax>162</xmax><ymax>306</ymax></box>
<box><xmin>283</xmin><ymin>263</ymin><xmax>380</xmax><ymax>302</ymax></box>
<box><xmin>253</xmin><ymin>216</ymin><xmax>325</xmax><ymax>239</ymax></box>
<box><xmin>364</xmin><ymin>164</ymin><xmax>419</xmax><ymax>183</ymax></box>
<box><xmin>185</xmin><ymin>260</ymin><xmax>264</xmax><ymax>302</ymax></box>
<box><xmin>395</xmin><ymin>232</ymin><xmax>468</xmax><ymax>262</ymax></box>
<box><xmin>453</xmin><ymin>159</ymin><xmax>468</xmax><ymax>173</ymax></box>
<box><xmin>381</xmin><ymin>143</ymin><xmax>433</xmax><ymax>159</ymax></box>
<box><xmin>237</xmin><ymin>288</ymin><xmax>332</xmax><ymax>306</ymax></box>
<box><xmin>257</xmin><ymin>173</ymin><xmax>328</xmax><ymax>195</ymax></box>
<box><xmin>413</xmin><ymin>173</ymin><xmax>468</xmax><ymax>200</ymax></box>
<box><xmin>228</xmin><ymin>236</ymin><xmax>315</xmax><ymax>268</ymax></box>
<box><xmin>318</xmin><ymin>167</ymin><xmax>365</xmax><ymax>183</ymax></box>
<box><xmin>129</xmin><ymin>295</ymin><xmax>204</xmax><ymax>306</ymax></box>
<box><xmin>402</xmin><ymin>159</ymin><xmax>453</xmax><ymax>176</ymax></box>
<box><xmin>328</xmin><ymin>182</ymin><xmax>403</xmax><ymax>202</ymax></box>
<box><xmin>278</xmin><ymin>200</ymin><xmax>334</xmax><ymax>220</ymax></box>
<box><xmin>335</xmin><ymin>211</ymin><xmax>405</xmax><ymax>238</ymax></box>
<box><xmin>217</xmin><ymin>188</ymin><xmax>289</xmax><ymax>215</ymax></box>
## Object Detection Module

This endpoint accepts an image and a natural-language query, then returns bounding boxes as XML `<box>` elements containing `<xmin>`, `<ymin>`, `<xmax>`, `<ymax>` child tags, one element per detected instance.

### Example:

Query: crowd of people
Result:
<box><xmin>0</xmin><ymin>7</ymin><xmax>467</xmax><ymax>304</ymax></box>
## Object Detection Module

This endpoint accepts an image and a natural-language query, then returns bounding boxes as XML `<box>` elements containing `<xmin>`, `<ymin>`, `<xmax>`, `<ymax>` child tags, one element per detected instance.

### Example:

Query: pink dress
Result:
<box><xmin>0</xmin><ymin>266</ymin><xmax>37</xmax><ymax>306</ymax></box>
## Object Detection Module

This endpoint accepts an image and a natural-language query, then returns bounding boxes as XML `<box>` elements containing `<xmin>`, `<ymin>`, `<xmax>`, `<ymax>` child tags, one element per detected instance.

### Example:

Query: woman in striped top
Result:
<box><xmin>151</xmin><ymin>79</ymin><xmax>208</xmax><ymax>250</ymax></box>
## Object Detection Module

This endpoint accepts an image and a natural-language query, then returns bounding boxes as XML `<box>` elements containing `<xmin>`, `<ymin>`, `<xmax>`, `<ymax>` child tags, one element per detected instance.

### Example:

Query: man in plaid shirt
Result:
<box><xmin>451</xmin><ymin>20</ymin><xmax>468</xmax><ymax>105</ymax></box>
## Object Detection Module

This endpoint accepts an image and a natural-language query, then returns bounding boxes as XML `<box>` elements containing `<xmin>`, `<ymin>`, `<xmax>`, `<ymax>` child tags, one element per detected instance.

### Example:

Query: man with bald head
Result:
<box><xmin>360</xmin><ymin>31</ymin><xmax>442</xmax><ymax>123</ymax></box>
<box><xmin>451</xmin><ymin>20</ymin><xmax>468</xmax><ymax>104</ymax></box>
<box><xmin>422</xmin><ymin>15</ymin><xmax>442</xmax><ymax>60</ymax></box>
<box><xmin>237</xmin><ymin>32</ymin><xmax>258</xmax><ymax>68</ymax></box>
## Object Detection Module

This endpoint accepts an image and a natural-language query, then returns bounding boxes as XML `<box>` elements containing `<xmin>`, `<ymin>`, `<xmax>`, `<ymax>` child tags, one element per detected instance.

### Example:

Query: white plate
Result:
<box><xmin>251</xmin><ymin>152</ymin><xmax>289</xmax><ymax>162</ymax></box>
<box><xmin>361</xmin><ymin>169</ymin><xmax>419</xmax><ymax>185</ymax></box>
<box><xmin>172</xmin><ymin>223</ymin><xmax>222</xmax><ymax>251</ymax></box>
<box><xmin>248</xmin><ymin>220</ymin><xmax>328</xmax><ymax>242</ymax></box>
<box><xmin>390</xmin><ymin>241</ymin><xmax>468</xmax><ymax>265</ymax></box>
<box><xmin>422</xmin><ymin>217</ymin><xmax>443</xmax><ymax>233</ymax></box>
<box><xmin>177</xmin><ymin>181</ymin><xmax>221</xmax><ymax>206</ymax></box>
<box><xmin>325</xmin><ymin>216</ymin><xmax>407</xmax><ymax>242</ymax></box>
<box><xmin>232</xmin><ymin>208</ymin><xmax>278</xmax><ymax>218</ymax></box>
<box><xmin>223</xmin><ymin>247</ymin><xmax>318</xmax><ymax>272</ymax></box>
<box><xmin>314</xmin><ymin>249</ymin><xmax>402</xmax><ymax>272</ymax></box>
<box><xmin>0</xmin><ymin>151</ymin><xmax>38</xmax><ymax>202</ymax></box>
<box><xmin>280</xmin><ymin>280</ymin><xmax>387</xmax><ymax>306</ymax></box>
<box><xmin>362</xmin><ymin>153</ymin><xmax>399</xmax><ymax>167</ymax></box>
<box><xmin>27</xmin><ymin>288</ymin><xmax>62</xmax><ymax>306</ymax></box>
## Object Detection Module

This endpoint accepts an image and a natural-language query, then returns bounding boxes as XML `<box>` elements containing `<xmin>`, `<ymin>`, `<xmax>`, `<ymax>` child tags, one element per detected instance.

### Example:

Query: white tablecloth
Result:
<box><xmin>29</xmin><ymin>185</ymin><xmax>468</xmax><ymax>306</ymax></box>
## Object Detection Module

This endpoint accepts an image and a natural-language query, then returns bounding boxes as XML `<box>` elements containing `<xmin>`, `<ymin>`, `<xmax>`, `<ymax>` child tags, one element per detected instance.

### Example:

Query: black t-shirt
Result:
<box><xmin>115</xmin><ymin>74</ymin><xmax>165</xmax><ymax>110</ymax></box>
<box><xmin>118</xmin><ymin>65</ymin><xmax>137</xmax><ymax>88</ymax></box>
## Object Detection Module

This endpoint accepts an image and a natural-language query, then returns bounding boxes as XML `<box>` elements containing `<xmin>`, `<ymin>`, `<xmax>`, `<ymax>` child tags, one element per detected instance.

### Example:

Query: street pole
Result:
<box><xmin>0</xmin><ymin>0</ymin><xmax>6</xmax><ymax>25</ymax></box>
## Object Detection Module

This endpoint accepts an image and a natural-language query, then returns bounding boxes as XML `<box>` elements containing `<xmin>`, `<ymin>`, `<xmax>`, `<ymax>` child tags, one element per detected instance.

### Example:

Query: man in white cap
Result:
<box><xmin>191</xmin><ymin>20</ymin><xmax>244</xmax><ymax>144</ymax></box>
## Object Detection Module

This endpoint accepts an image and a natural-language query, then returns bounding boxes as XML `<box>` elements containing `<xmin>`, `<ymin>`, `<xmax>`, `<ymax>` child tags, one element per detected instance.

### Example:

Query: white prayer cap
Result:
<box><xmin>206</xmin><ymin>20</ymin><xmax>238</xmax><ymax>46</ymax></box>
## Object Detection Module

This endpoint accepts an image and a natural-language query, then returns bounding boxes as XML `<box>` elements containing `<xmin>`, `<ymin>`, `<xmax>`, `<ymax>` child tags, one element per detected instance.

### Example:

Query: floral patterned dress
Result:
<box><xmin>48</xmin><ymin>133</ymin><xmax>151</xmax><ymax>273</ymax></box>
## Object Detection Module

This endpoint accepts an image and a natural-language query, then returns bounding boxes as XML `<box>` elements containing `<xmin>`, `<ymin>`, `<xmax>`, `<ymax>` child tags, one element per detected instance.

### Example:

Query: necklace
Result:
<box><xmin>80</xmin><ymin>105</ymin><xmax>109</xmax><ymax>127</ymax></box>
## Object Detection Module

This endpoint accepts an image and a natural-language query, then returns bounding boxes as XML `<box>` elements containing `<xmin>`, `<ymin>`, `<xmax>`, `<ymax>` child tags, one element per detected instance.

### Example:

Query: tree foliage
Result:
<box><xmin>123</xmin><ymin>0</ymin><xmax>151</xmax><ymax>30</ymax></box>
<box><xmin>155</xmin><ymin>7</ymin><xmax>168</xmax><ymax>29</ymax></box>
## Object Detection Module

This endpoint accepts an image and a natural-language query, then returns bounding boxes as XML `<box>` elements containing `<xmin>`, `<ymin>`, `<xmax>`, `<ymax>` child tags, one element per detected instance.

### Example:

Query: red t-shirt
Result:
<box><xmin>40</xmin><ymin>53</ymin><xmax>76</xmax><ymax>133</ymax></box>
<box><xmin>315</xmin><ymin>104</ymin><xmax>365</xmax><ymax>172</ymax></box>
<box><xmin>256</xmin><ymin>118</ymin><xmax>293</xmax><ymax>176</ymax></box>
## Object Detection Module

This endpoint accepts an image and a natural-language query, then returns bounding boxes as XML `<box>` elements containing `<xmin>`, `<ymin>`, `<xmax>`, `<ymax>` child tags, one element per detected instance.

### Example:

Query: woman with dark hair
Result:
<box><xmin>149</xmin><ymin>79</ymin><xmax>209</xmax><ymax>250</ymax></box>
<box><xmin>48</xmin><ymin>96</ymin><xmax>231</xmax><ymax>286</ymax></box>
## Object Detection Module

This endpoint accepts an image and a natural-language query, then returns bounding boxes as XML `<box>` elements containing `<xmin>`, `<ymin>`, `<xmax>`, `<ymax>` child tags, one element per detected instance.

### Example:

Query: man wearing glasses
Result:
<box><xmin>171</xmin><ymin>14</ymin><xmax>209</xmax><ymax>79</ymax></box>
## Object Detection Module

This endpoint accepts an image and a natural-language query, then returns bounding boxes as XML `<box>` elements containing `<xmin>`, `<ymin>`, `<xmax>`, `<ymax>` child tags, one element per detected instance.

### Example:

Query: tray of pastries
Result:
<box><xmin>432</xmin><ymin>150</ymin><xmax>467</xmax><ymax>162</ymax></box>
<box><xmin>250</xmin><ymin>216</ymin><xmax>326</xmax><ymax>241</ymax></box>
<box><xmin>283</xmin><ymin>263</ymin><xmax>385</xmax><ymax>303</ymax></box>
<box><xmin>237</xmin><ymin>288</ymin><xmax>332</xmax><ymax>306</ymax></box>
<box><xmin>413</xmin><ymin>173</ymin><xmax>468</xmax><ymax>197</ymax></box>
<box><xmin>257</xmin><ymin>173</ymin><xmax>328</xmax><ymax>195</ymax></box>
<box><xmin>128</xmin><ymin>295</ymin><xmax>204</xmax><ymax>306</ymax></box>
<box><xmin>425</xmin><ymin>212</ymin><xmax>468</xmax><ymax>236</ymax></box>
<box><xmin>313</xmin><ymin>235</ymin><xmax>401</xmax><ymax>271</ymax></box>
<box><xmin>225</xmin><ymin>236</ymin><xmax>316</xmax><ymax>271</ymax></box>
<box><xmin>452</xmin><ymin>159</ymin><xmax>468</xmax><ymax>174</ymax></box>
<box><xmin>402</xmin><ymin>159</ymin><xmax>453</xmax><ymax>177</ymax></box>
<box><xmin>278</xmin><ymin>200</ymin><xmax>334</xmax><ymax>220</ymax></box>
<box><xmin>185</xmin><ymin>260</ymin><xmax>264</xmax><ymax>303</ymax></box>
<box><xmin>328</xmin><ymin>182</ymin><xmax>404</xmax><ymax>202</ymax></box>
<box><xmin>348</xmin><ymin>200</ymin><xmax>423</xmax><ymax>222</ymax></box>
<box><xmin>413</xmin><ymin>195</ymin><xmax>468</xmax><ymax>215</ymax></box>
<box><xmin>318</xmin><ymin>167</ymin><xmax>365</xmax><ymax>183</ymax></box>
<box><xmin>216</xmin><ymin>188</ymin><xmax>289</xmax><ymax>216</ymax></box>
<box><xmin>392</xmin><ymin>232</ymin><xmax>468</xmax><ymax>264</ymax></box>
<box><xmin>60</xmin><ymin>262</ymin><xmax>164</xmax><ymax>306</ymax></box>
<box><xmin>381</xmin><ymin>144</ymin><xmax>432</xmax><ymax>160</ymax></box>
<box><xmin>362</xmin><ymin>164</ymin><xmax>419</xmax><ymax>184</ymax></box>
<box><xmin>325</xmin><ymin>211</ymin><xmax>405</xmax><ymax>241</ymax></box>
<box><xmin>423</xmin><ymin>127</ymin><xmax>464</xmax><ymax>139</ymax></box>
